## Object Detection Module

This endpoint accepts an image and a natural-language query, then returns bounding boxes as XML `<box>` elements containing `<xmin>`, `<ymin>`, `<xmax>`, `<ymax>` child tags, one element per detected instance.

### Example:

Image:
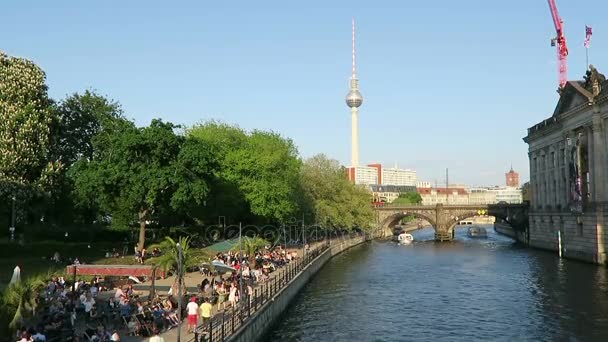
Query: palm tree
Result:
<box><xmin>147</xmin><ymin>236</ymin><xmax>205</xmax><ymax>274</ymax></box>
<box><xmin>2</xmin><ymin>275</ymin><xmax>46</xmax><ymax>331</ymax></box>
<box><xmin>146</xmin><ymin>236</ymin><xmax>209</xmax><ymax>297</ymax></box>
<box><xmin>233</xmin><ymin>236</ymin><xmax>269</xmax><ymax>265</ymax></box>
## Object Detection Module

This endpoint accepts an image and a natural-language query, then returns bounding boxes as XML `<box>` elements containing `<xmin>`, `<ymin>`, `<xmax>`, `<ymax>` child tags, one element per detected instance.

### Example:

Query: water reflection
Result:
<box><xmin>266</xmin><ymin>225</ymin><xmax>608</xmax><ymax>342</ymax></box>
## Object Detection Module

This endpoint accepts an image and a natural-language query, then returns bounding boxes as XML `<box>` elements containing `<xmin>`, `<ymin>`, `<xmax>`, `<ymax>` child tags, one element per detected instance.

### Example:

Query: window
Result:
<box><xmin>551</xmin><ymin>152</ymin><xmax>555</xmax><ymax>167</ymax></box>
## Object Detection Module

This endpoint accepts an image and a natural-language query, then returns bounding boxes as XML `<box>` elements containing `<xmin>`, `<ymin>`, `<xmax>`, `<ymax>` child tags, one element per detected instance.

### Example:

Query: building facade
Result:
<box><xmin>382</xmin><ymin>167</ymin><xmax>417</xmax><ymax>186</ymax></box>
<box><xmin>416</xmin><ymin>181</ymin><xmax>432</xmax><ymax>188</ymax></box>
<box><xmin>346</xmin><ymin>165</ymin><xmax>379</xmax><ymax>185</ymax></box>
<box><xmin>469</xmin><ymin>187</ymin><xmax>498</xmax><ymax>205</ymax></box>
<box><xmin>418</xmin><ymin>188</ymin><xmax>469</xmax><ymax>205</ymax></box>
<box><xmin>506</xmin><ymin>168</ymin><xmax>520</xmax><ymax>187</ymax></box>
<box><xmin>369</xmin><ymin>185</ymin><xmax>417</xmax><ymax>203</ymax></box>
<box><xmin>524</xmin><ymin>66</ymin><xmax>608</xmax><ymax>264</ymax></box>
<box><xmin>494</xmin><ymin>187</ymin><xmax>523</xmax><ymax>204</ymax></box>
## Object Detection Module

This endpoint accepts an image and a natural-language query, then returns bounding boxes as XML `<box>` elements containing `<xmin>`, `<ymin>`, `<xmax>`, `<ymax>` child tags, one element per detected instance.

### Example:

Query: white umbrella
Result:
<box><xmin>9</xmin><ymin>266</ymin><xmax>21</xmax><ymax>285</ymax></box>
<box><xmin>211</xmin><ymin>260</ymin><xmax>236</xmax><ymax>273</ymax></box>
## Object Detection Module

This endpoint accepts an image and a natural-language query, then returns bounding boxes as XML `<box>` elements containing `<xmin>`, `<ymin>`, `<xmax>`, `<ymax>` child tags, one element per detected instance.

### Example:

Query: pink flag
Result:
<box><xmin>584</xmin><ymin>25</ymin><xmax>592</xmax><ymax>48</ymax></box>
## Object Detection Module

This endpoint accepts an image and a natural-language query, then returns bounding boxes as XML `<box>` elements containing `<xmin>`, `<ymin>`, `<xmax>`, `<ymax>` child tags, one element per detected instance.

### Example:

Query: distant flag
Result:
<box><xmin>584</xmin><ymin>25</ymin><xmax>593</xmax><ymax>48</ymax></box>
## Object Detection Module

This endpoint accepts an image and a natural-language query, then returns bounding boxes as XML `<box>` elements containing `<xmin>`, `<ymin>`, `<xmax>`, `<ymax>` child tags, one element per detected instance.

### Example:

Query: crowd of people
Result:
<box><xmin>13</xmin><ymin>242</ymin><xmax>307</xmax><ymax>341</ymax></box>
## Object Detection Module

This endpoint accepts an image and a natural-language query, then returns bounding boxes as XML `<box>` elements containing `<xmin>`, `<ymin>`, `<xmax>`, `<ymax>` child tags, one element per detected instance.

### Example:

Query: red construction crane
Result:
<box><xmin>547</xmin><ymin>0</ymin><xmax>569</xmax><ymax>90</ymax></box>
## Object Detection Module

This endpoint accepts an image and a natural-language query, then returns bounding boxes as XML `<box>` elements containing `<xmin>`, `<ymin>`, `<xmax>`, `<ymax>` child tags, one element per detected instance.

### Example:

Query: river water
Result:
<box><xmin>266</xmin><ymin>225</ymin><xmax>608</xmax><ymax>342</ymax></box>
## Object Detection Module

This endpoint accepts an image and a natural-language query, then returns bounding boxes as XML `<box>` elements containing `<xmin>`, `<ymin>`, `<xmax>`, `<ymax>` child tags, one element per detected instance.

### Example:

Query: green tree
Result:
<box><xmin>72</xmin><ymin>119</ymin><xmax>214</xmax><ymax>250</ymax></box>
<box><xmin>188</xmin><ymin>122</ymin><xmax>250</xmax><ymax>223</ymax></box>
<box><xmin>300</xmin><ymin>154</ymin><xmax>374</xmax><ymax>230</ymax></box>
<box><xmin>225</xmin><ymin>130</ymin><xmax>301</xmax><ymax>223</ymax></box>
<box><xmin>51</xmin><ymin>90</ymin><xmax>125</xmax><ymax>166</ymax></box>
<box><xmin>188</xmin><ymin>122</ymin><xmax>302</xmax><ymax>224</ymax></box>
<box><xmin>0</xmin><ymin>51</ymin><xmax>58</xmax><ymax>218</ymax></box>
<box><xmin>392</xmin><ymin>192</ymin><xmax>422</xmax><ymax>205</ymax></box>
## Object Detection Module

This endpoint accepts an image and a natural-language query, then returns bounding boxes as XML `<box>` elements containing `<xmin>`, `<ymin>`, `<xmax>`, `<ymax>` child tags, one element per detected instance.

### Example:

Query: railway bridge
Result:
<box><xmin>374</xmin><ymin>203</ymin><xmax>529</xmax><ymax>241</ymax></box>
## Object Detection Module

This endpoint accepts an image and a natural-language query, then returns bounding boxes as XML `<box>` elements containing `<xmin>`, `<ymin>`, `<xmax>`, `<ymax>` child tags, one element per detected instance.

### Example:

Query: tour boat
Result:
<box><xmin>467</xmin><ymin>226</ymin><xmax>488</xmax><ymax>238</ymax></box>
<box><xmin>397</xmin><ymin>232</ymin><xmax>414</xmax><ymax>245</ymax></box>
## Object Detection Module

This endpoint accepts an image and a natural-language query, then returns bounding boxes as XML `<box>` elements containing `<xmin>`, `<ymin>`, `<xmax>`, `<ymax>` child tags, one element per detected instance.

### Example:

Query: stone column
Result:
<box><xmin>586</xmin><ymin>125</ymin><xmax>595</xmax><ymax>202</ymax></box>
<box><xmin>564</xmin><ymin>133</ymin><xmax>571</xmax><ymax>209</ymax></box>
<box><xmin>592</xmin><ymin>111</ymin><xmax>606</xmax><ymax>204</ymax></box>
<box><xmin>592</xmin><ymin>108</ymin><xmax>606</xmax><ymax>264</ymax></box>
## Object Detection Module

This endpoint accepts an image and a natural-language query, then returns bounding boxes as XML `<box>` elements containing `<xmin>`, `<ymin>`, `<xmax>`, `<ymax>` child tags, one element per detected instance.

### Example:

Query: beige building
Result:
<box><xmin>381</xmin><ymin>168</ymin><xmax>417</xmax><ymax>186</ymax></box>
<box><xmin>418</xmin><ymin>188</ymin><xmax>469</xmax><ymax>205</ymax></box>
<box><xmin>524</xmin><ymin>66</ymin><xmax>608</xmax><ymax>264</ymax></box>
<box><xmin>469</xmin><ymin>187</ymin><xmax>498</xmax><ymax>204</ymax></box>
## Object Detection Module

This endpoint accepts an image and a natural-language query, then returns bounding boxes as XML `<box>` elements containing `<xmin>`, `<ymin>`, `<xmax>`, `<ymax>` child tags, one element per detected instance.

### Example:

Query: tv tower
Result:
<box><xmin>345</xmin><ymin>17</ymin><xmax>363</xmax><ymax>167</ymax></box>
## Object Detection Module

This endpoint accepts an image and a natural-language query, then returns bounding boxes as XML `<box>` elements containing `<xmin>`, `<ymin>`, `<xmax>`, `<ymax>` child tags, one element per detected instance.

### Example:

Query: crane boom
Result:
<box><xmin>547</xmin><ymin>0</ymin><xmax>568</xmax><ymax>90</ymax></box>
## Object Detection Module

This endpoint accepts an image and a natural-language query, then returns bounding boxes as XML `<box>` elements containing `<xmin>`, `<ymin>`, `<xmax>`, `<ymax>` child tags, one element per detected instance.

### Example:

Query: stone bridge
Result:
<box><xmin>374</xmin><ymin>203</ymin><xmax>529</xmax><ymax>241</ymax></box>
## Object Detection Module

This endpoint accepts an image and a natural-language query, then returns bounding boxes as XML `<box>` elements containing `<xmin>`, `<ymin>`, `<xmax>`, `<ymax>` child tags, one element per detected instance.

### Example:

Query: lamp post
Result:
<box><xmin>9</xmin><ymin>196</ymin><xmax>16</xmax><ymax>241</ymax></box>
<box><xmin>176</xmin><ymin>242</ymin><xmax>183</xmax><ymax>342</ymax></box>
<box><xmin>238</xmin><ymin>222</ymin><xmax>244</xmax><ymax>308</ymax></box>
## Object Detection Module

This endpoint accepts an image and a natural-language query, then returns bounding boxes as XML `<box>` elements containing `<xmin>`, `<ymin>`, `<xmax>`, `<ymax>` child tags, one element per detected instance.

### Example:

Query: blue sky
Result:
<box><xmin>2</xmin><ymin>0</ymin><xmax>607</xmax><ymax>186</ymax></box>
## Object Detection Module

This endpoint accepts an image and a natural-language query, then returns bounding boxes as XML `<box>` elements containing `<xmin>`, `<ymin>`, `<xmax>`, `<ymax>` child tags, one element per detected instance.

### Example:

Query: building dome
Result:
<box><xmin>346</xmin><ymin>89</ymin><xmax>363</xmax><ymax>108</ymax></box>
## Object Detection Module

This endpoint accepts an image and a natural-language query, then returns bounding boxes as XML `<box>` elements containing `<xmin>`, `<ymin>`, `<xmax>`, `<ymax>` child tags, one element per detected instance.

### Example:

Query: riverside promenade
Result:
<box><xmin>122</xmin><ymin>238</ymin><xmax>342</xmax><ymax>342</ymax></box>
<box><xmin>123</xmin><ymin>234</ymin><xmax>365</xmax><ymax>342</ymax></box>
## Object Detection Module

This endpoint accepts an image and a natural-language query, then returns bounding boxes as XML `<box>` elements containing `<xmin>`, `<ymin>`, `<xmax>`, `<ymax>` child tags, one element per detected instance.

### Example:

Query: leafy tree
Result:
<box><xmin>72</xmin><ymin>119</ymin><xmax>214</xmax><ymax>250</ymax></box>
<box><xmin>188</xmin><ymin>122</ymin><xmax>302</xmax><ymax>224</ymax></box>
<box><xmin>300</xmin><ymin>154</ymin><xmax>374</xmax><ymax>230</ymax></box>
<box><xmin>50</xmin><ymin>90</ymin><xmax>125</xmax><ymax>166</ymax></box>
<box><xmin>0</xmin><ymin>51</ymin><xmax>58</xmax><ymax>219</ymax></box>
<box><xmin>224</xmin><ymin>130</ymin><xmax>301</xmax><ymax>223</ymax></box>
<box><xmin>188</xmin><ymin>122</ymin><xmax>250</xmax><ymax>223</ymax></box>
<box><xmin>392</xmin><ymin>192</ymin><xmax>422</xmax><ymax>205</ymax></box>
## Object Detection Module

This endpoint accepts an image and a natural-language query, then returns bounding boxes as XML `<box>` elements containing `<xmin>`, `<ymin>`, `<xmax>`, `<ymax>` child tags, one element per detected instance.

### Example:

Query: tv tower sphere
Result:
<box><xmin>346</xmin><ymin>84</ymin><xmax>363</xmax><ymax>108</ymax></box>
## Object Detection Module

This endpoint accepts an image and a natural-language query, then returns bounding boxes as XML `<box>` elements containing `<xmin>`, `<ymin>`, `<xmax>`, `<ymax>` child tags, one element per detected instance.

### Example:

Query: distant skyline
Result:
<box><xmin>2</xmin><ymin>0</ymin><xmax>607</xmax><ymax>185</ymax></box>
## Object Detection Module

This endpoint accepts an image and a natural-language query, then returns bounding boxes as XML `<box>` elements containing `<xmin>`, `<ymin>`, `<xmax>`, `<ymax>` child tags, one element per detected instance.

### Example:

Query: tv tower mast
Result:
<box><xmin>345</xmin><ymin>17</ymin><xmax>363</xmax><ymax>167</ymax></box>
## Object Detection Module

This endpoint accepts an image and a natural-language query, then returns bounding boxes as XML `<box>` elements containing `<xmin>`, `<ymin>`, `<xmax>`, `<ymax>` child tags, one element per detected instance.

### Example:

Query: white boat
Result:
<box><xmin>397</xmin><ymin>232</ymin><xmax>414</xmax><ymax>245</ymax></box>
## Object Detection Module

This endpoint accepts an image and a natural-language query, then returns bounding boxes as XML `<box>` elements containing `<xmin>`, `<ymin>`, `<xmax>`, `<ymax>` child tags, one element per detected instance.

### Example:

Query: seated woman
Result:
<box><xmin>162</xmin><ymin>301</ymin><xmax>179</xmax><ymax>326</ymax></box>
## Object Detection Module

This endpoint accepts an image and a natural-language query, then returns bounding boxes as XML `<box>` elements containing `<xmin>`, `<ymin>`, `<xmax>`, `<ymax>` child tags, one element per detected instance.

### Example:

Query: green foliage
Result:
<box><xmin>231</xmin><ymin>236</ymin><xmax>269</xmax><ymax>264</ymax></box>
<box><xmin>300</xmin><ymin>154</ymin><xmax>375</xmax><ymax>230</ymax></box>
<box><xmin>0</xmin><ymin>51</ymin><xmax>55</xmax><ymax>187</ymax></box>
<box><xmin>147</xmin><ymin>236</ymin><xmax>206</xmax><ymax>273</ymax></box>
<box><xmin>392</xmin><ymin>192</ymin><xmax>422</xmax><ymax>205</ymax></box>
<box><xmin>72</xmin><ymin>119</ymin><xmax>214</xmax><ymax>249</ymax></box>
<box><xmin>0</xmin><ymin>51</ymin><xmax>59</xmax><ymax>228</ymax></box>
<box><xmin>51</xmin><ymin>90</ymin><xmax>125</xmax><ymax>166</ymax></box>
<box><xmin>188</xmin><ymin>122</ymin><xmax>301</xmax><ymax>224</ymax></box>
<box><xmin>1</xmin><ymin>274</ymin><xmax>46</xmax><ymax>331</ymax></box>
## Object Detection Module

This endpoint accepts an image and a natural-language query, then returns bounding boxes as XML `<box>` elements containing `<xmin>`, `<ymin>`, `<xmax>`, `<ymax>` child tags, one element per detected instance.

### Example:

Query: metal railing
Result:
<box><xmin>188</xmin><ymin>235</ymin><xmax>361</xmax><ymax>342</ymax></box>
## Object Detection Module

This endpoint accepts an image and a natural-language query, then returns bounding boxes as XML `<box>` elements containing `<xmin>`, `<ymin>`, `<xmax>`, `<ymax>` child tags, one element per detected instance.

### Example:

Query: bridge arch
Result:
<box><xmin>380</xmin><ymin>211</ymin><xmax>437</xmax><ymax>236</ymax></box>
<box><xmin>444</xmin><ymin>210</ymin><xmax>515</xmax><ymax>237</ymax></box>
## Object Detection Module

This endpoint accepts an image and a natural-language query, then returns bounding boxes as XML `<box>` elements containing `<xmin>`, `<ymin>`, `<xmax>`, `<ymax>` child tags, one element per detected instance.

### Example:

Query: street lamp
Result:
<box><xmin>176</xmin><ymin>242</ymin><xmax>183</xmax><ymax>342</ymax></box>
<box><xmin>9</xmin><ymin>196</ymin><xmax>16</xmax><ymax>241</ymax></box>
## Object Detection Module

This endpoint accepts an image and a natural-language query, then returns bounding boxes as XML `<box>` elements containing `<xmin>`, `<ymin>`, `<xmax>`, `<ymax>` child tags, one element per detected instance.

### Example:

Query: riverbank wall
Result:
<box><xmin>227</xmin><ymin>236</ymin><xmax>366</xmax><ymax>342</ymax></box>
<box><xmin>494</xmin><ymin>221</ymin><xmax>529</xmax><ymax>244</ymax></box>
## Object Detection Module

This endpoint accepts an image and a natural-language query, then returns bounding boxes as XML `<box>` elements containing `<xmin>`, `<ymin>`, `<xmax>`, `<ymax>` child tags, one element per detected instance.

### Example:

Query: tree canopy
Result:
<box><xmin>392</xmin><ymin>192</ymin><xmax>422</xmax><ymax>205</ymax></box>
<box><xmin>71</xmin><ymin>119</ymin><xmax>215</xmax><ymax>249</ymax></box>
<box><xmin>300</xmin><ymin>154</ymin><xmax>375</xmax><ymax>229</ymax></box>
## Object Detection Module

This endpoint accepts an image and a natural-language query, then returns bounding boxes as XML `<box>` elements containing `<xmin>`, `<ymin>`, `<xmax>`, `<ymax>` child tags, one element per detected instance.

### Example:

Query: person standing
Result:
<box><xmin>199</xmin><ymin>297</ymin><xmax>213</xmax><ymax>325</ymax></box>
<box><xmin>186</xmin><ymin>296</ymin><xmax>199</xmax><ymax>333</ymax></box>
